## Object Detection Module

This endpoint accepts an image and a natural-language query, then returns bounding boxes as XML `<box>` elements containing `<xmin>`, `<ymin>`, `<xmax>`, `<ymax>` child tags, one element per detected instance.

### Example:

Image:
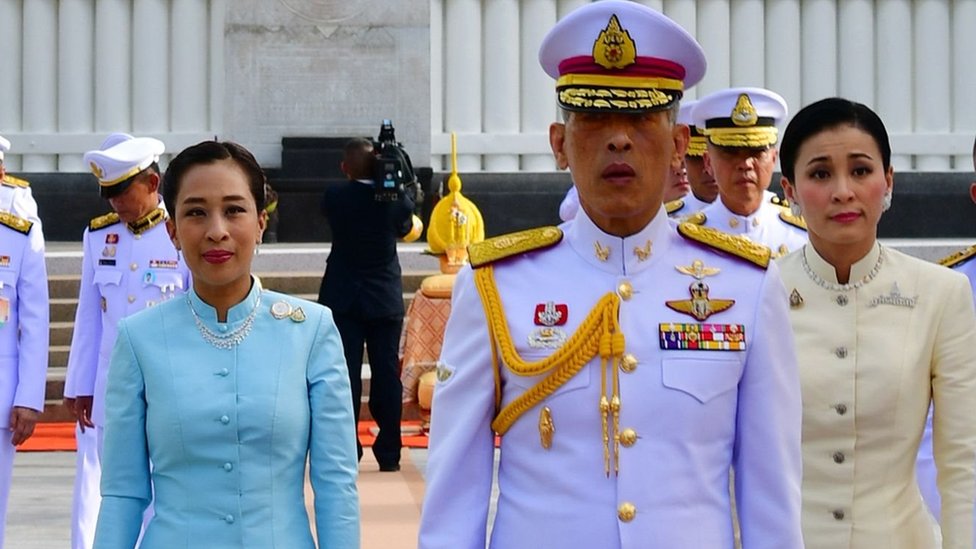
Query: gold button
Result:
<box><xmin>617</xmin><ymin>502</ymin><xmax>636</xmax><ymax>522</ymax></box>
<box><xmin>619</xmin><ymin>428</ymin><xmax>637</xmax><ymax>447</ymax></box>
<box><xmin>617</xmin><ymin>281</ymin><xmax>633</xmax><ymax>301</ymax></box>
<box><xmin>130</xmin><ymin>262</ymin><xmax>138</xmax><ymax>271</ymax></box>
<box><xmin>729</xmin><ymin>218</ymin><xmax>740</xmax><ymax>229</ymax></box>
<box><xmin>620</xmin><ymin>354</ymin><xmax>638</xmax><ymax>373</ymax></box>
<box><xmin>127</xmin><ymin>295</ymin><xmax>136</xmax><ymax>303</ymax></box>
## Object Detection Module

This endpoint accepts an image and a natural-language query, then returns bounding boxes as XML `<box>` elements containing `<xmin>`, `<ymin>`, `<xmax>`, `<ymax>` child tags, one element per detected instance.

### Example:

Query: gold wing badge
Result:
<box><xmin>666</xmin><ymin>260</ymin><xmax>735</xmax><ymax>321</ymax></box>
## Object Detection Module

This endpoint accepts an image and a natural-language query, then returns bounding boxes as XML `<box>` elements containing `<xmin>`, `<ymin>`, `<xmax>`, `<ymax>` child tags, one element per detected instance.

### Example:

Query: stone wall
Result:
<box><xmin>223</xmin><ymin>0</ymin><xmax>431</xmax><ymax>168</ymax></box>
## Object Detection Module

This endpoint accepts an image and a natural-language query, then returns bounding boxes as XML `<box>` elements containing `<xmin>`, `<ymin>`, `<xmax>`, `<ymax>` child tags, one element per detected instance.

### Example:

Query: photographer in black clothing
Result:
<box><xmin>318</xmin><ymin>137</ymin><xmax>417</xmax><ymax>471</ymax></box>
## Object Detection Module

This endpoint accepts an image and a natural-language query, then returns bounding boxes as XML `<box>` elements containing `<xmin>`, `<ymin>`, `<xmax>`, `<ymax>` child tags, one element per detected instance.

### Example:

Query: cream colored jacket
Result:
<box><xmin>779</xmin><ymin>243</ymin><xmax>976</xmax><ymax>549</ymax></box>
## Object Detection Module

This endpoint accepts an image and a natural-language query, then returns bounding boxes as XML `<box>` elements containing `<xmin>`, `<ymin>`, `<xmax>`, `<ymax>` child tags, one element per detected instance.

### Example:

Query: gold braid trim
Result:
<box><xmin>704</xmin><ymin>126</ymin><xmax>778</xmax><ymax>148</ymax></box>
<box><xmin>473</xmin><ymin>266</ymin><xmax>622</xmax><ymax>437</ymax></box>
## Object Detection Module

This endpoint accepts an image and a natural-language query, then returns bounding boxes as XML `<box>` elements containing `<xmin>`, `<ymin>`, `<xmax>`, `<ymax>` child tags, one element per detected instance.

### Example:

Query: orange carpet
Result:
<box><xmin>18</xmin><ymin>421</ymin><xmax>433</xmax><ymax>452</ymax></box>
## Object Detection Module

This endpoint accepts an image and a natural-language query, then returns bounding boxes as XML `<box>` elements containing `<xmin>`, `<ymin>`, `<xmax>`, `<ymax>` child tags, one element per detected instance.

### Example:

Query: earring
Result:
<box><xmin>254</xmin><ymin>242</ymin><xmax>261</xmax><ymax>256</ymax></box>
<box><xmin>881</xmin><ymin>191</ymin><xmax>892</xmax><ymax>212</ymax></box>
<box><xmin>790</xmin><ymin>202</ymin><xmax>803</xmax><ymax>217</ymax></box>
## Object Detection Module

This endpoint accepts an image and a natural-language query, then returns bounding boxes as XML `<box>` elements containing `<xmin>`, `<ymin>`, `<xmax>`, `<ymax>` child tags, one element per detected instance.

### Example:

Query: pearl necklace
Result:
<box><xmin>186</xmin><ymin>291</ymin><xmax>262</xmax><ymax>350</ymax></box>
<box><xmin>800</xmin><ymin>245</ymin><xmax>885</xmax><ymax>292</ymax></box>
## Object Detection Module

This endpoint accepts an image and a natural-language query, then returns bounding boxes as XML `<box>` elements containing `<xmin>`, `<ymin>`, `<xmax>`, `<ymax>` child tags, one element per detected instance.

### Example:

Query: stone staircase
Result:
<box><xmin>40</xmin><ymin>243</ymin><xmax>441</xmax><ymax>423</ymax></box>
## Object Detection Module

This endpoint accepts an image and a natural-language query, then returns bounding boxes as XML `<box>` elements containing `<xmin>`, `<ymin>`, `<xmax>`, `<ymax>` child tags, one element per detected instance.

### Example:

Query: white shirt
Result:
<box><xmin>699</xmin><ymin>192</ymin><xmax>807</xmax><ymax>257</ymax></box>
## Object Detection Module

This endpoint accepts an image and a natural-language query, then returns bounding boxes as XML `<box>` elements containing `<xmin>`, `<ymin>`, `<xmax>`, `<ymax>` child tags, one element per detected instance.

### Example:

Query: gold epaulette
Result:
<box><xmin>468</xmin><ymin>226</ymin><xmax>562</xmax><ymax>268</ymax></box>
<box><xmin>0</xmin><ymin>211</ymin><xmax>33</xmax><ymax>235</ymax></box>
<box><xmin>769</xmin><ymin>195</ymin><xmax>790</xmax><ymax>208</ymax></box>
<box><xmin>679</xmin><ymin>211</ymin><xmax>706</xmax><ymax>225</ymax></box>
<box><xmin>938</xmin><ymin>245</ymin><xmax>976</xmax><ymax>268</ymax></box>
<box><xmin>665</xmin><ymin>199</ymin><xmax>685</xmax><ymax>215</ymax></box>
<box><xmin>89</xmin><ymin>211</ymin><xmax>121</xmax><ymax>231</ymax></box>
<box><xmin>778</xmin><ymin>211</ymin><xmax>807</xmax><ymax>231</ymax></box>
<box><xmin>1</xmin><ymin>175</ymin><xmax>30</xmax><ymax>188</ymax></box>
<box><xmin>677</xmin><ymin>222</ymin><xmax>771</xmax><ymax>269</ymax></box>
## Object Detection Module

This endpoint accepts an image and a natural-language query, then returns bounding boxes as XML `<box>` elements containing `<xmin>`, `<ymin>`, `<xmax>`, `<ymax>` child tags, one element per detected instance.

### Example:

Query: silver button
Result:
<box><xmin>835</xmin><ymin>347</ymin><xmax>848</xmax><ymax>359</ymax></box>
<box><xmin>835</xmin><ymin>403</ymin><xmax>847</xmax><ymax>415</ymax></box>
<box><xmin>224</xmin><ymin>514</ymin><xmax>235</xmax><ymax>524</ymax></box>
<box><xmin>130</xmin><ymin>262</ymin><xmax>138</xmax><ymax>271</ymax></box>
<box><xmin>832</xmin><ymin>509</ymin><xmax>845</xmax><ymax>520</ymax></box>
<box><xmin>216</xmin><ymin>368</ymin><xmax>229</xmax><ymax>377</ymax></box>
<box><xmin>218</xmin><ymin>325</ymin><xmax>228</xmax><ymax>333</ymax></box>
<box><xmin>220</xmin><ymin>415</ymin><xmax>230</xmax><ymax>424</ymax></box>
<box><xmin>836</xmin><ymin>295</ymin><xmax>848</xmax><ymax>306</ymax></box>
<box><xmin>832</xmin><ymin>451</ymin><xmax>845</xmax><ymax>464</ymax></box>
<box><xmin>134</xmin><ymin>234</ymin><xmax>141</xmax><ymax>240</ymax></box>
<box><xmin>127</xmin><ymin>295</ymin><xmax>136</xmax><ymax>304</ymax></box>
<box><xmin>223</xmin><ymin>462</ymin><xmax>233</xmax><ymax>472</ymax></box>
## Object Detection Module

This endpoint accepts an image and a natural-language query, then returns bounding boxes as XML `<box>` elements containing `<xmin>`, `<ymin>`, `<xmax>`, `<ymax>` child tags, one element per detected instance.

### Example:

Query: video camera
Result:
<box><xmin>371</xmin><ymin>120</ymin><xmax>418</xmax><ymax>202</ymax></box>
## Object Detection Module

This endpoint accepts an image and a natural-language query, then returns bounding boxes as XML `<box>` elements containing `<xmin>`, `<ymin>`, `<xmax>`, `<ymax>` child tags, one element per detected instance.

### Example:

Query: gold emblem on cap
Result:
<box><xmin>90</xmin><ymin>161</ymin><xmax>104</xmax><ymax>179</ymax></box>
<box><xmin>731</xmin><ymin>93</ymin><xmax>759</xmax><ymax>127</ymax></box>
<box><xmin>593</xmin><ymin>14</ymin><xmax>637</xmax><ymax>70</ymax></box>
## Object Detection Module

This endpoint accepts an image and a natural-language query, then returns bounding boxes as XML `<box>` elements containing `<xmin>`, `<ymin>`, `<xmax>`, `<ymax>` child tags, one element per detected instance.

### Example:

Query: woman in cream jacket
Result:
<box><xmin>777</xmin><ymin>97</ymin><xmax>976</xmax><ymax>549</ymax></box>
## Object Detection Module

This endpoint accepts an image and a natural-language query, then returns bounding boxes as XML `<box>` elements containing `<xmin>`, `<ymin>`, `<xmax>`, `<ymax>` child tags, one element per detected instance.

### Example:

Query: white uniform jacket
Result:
<box><xmin>0</xmin><ymin>176</ymin><xmax>42</xmax><ymax>229</ymax></box>
<box><xmin>916</xmin><ymin>243</ymin><xmax>976</xmax><ymax>545</ymax></box>
<box><xmin>419</xmin><ymin>208</ymin><xmax>803</xmax><ymax>549</ymax></box>
<box><xmin>779</xmin><ymin>244</ymin><xmax>976</xmax><ymax>549</ymax></box>
<box><xmin>63</xmin><ymin>206</ymin><xmax>188</xmax><ymax>427</ymax></box>
<box><xmin>698</xmin><ymin>193</ymin><xmax>806</xmax><ymax>257</ymax></box>
<box><xmin>0</xmin><ymin>214</ymin><xmax>49</xmax><ymax>414</ymax></box>
<box><xmin>667</xmin><ymin>193</ymin><xmax>712</xmax><ymax>219</ymax></box>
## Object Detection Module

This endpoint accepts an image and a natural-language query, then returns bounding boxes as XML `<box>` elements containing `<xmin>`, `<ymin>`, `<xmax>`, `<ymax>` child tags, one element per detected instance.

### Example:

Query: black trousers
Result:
<box><xmin>333</xmin><ymin>312</ymin><xmax>403</xmax><ymax>466</ymax></box>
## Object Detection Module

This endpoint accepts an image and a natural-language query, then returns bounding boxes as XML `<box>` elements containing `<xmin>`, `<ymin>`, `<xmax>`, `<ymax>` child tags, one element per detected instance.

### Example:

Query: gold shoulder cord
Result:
<box><xmin>474</xmin><ymin>266</ymin><xmax>625</xmax><ymax>475</ymax></box>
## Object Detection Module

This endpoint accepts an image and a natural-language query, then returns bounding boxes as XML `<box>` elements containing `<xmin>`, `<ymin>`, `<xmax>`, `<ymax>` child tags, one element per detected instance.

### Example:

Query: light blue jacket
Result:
<box><xmin>94</xmin><ymin>282</ymin><xmax>360</xmax><ymax>549</ymax></box>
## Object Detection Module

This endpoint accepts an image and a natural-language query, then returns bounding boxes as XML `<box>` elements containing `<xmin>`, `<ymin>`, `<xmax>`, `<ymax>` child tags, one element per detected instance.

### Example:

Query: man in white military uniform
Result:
<box><xmin>0</xmin><ymin>207</ymin><xmax>48</xmax><ymax>549</ymax></box>
<box><xmin>63</xmin><ymin>134</ymin><xmax>189</xmax><ymax>549</ymax></box>
<box><xmin>667</xmin><ymin>100</ymin><xmax>716</xmax><ymax>218</ymax></box>
<box><xmin>690</xmin><ymin>88</ymin><xmax>807</xmax><ymax>257</ymax></box>
<box><xmin>915</xmin><ymin>136</ymin><xmax>976</xmax><ymax>543</ymax></box>
<box><xmin>0</xmin><ymin>135</ymin><xmax>42</xmax><ymax>229</ymax></box>
<box><xmin>418</xmin><ymin>3</ymin><xmax>803</xmax><ymax>548</ymax></box>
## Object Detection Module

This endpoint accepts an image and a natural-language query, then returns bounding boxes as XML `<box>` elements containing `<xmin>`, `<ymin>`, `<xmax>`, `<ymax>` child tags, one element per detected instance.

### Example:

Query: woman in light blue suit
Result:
<box><xmin>93</xmin><ymin>141</ymin><xmax>360</xmax><ymax>548</ymax></box>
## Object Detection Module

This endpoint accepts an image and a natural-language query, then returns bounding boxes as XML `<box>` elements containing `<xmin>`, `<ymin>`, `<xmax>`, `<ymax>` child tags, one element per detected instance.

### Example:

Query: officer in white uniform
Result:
<box><xmin>915</xmin><ymin>141</ymin><xmax>976</xmax><ymax>544</ymax></box>
<box><xmin>0</xmin><ymin>135</ymin><xmax>42</xmax><ymax>228</ymax></box>
<box><xmin>690</xmin><ymin>88</ymin><xmax>807</xmax><ymax>257</ymax></box>
<box><xmin>418</xmin><ymin>3</ymin><xmax>803</xmax><ymax>548</ymax></box>
<box><xmin>0</xmin><ymin>209</ymin><xmax>48</xmax><ymax>549</ymax></box>
<box><xmin>667</xmin><ymin>100</ymin><xmax>716</xmax><ymax>218</ymax></box>
<box><xmin>63</xmin><ymin>135</ymin><xmax>189</xmax><ymax>549</ymax></box>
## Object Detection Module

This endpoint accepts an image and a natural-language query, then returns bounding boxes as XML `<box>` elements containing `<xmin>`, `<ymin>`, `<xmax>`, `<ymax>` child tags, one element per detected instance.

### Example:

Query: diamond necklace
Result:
<box><xmin>186</xmin><ymin>291</ymin><xmax>262</xmax><ymax>350</ymax></box>
<box><xmin>800</xmin><ymin>244</ymin><xmax>885</xmax><ymax>292</ymax></box>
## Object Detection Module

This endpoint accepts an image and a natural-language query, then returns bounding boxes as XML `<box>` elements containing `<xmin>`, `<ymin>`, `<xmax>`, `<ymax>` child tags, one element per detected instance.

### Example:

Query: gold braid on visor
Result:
<box><xmin>705</xmin><ymin>127</ymin><xmax>779</xmax><ymax>148</ymax></box>
<box><xmin>556</xmin><ymin>74</ymin><xmax>684</xmax><ymax>112</ymax></box>
<box><xmin>686</xmin><ymin>137</ymin><xmax>707</xmax><ymax>157</ymax></box>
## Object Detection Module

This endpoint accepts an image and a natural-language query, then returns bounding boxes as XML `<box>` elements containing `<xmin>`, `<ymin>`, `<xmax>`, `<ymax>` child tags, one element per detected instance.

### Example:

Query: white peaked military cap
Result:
<box><xmin>0</xmin><ymin>134</ymin><xmax>9</xmax><ymax>161</ymax></box>
<box><xmin>83</xmin><ymin>136</ymin><xmax>164</xmax><ymax>198</ymax></box>
<box><xmin>691</xmin><ymin>87</ymin><xmax>788</xmax><ymax>148</ymax></box>
<box><xmin>99</xmin><ymin>132</ymin><xmax>134</xmax><ymax>151</ymax></box>
<box><xmin>677</xmin><ymin>100</ymin><xmax>706</xmax><ymax>157</ymax></box>
<box><xmin>539</xmin><ymin>0</ymin><xmax>706</xmax><ymax>113</ymax></box>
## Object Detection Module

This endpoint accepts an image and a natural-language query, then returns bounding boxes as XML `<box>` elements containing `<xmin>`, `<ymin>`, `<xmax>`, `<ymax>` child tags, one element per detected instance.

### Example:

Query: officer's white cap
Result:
<box><xmin>677</xmin><ymin>100</ymin><xmax>706</xmax><ymax>157</ymax></box>
<box><xmin>539</xmin><ymin>0</ymin><xmax>706</xmax><ymax>113</ymax></box>
<box><xmin>99</xmin><ymin>132</ymin><xmax>135</xmax><ymax>151</ymax></box>
<box><xmin>691</xmin><ymin>87</ymin><xmax>788</xmax><ymax>148</ymax></box>
<box><xmin>0</xmin><ymin>134</ymin><xmax>9</xmax><ymax>161</ymax></box>
<box><xmin>83</xmin><ymin>137</ymin><xmax>164</xmax><ymax>197</ymax></box>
